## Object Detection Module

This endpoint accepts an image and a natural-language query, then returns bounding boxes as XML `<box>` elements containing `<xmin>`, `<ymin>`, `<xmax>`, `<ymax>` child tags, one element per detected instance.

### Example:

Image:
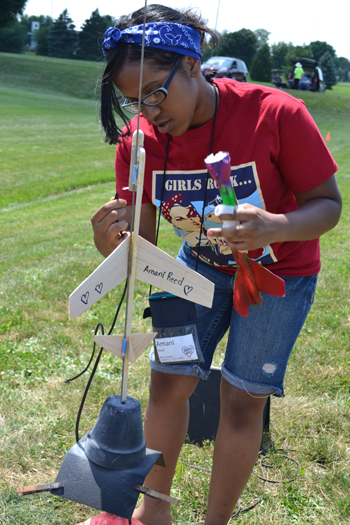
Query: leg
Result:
<box><xmin>133</xmin><ymin>370</ymin><xmax>199</xmax><ymax>525</ymax></box>
<box><xmin>134</xmin><ymin>247</ymin><xmax>233</xmax><ymax>524</ymax></box>
<box><xmin>204</xmin><ymin>379</ymin><xmax>267</xmax><ymax>525</ymax></box>
<box><xmin>202</xmin><ymin>276</ymin><xmax>318</xmax><ymax>524</ymax></box>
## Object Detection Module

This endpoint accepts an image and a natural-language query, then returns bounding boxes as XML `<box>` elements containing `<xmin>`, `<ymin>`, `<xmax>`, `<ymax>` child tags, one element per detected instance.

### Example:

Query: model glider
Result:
<box><xmin>69</xmin><ymin>130</ymin><xmax>214</xmax><ymax>400</ymax></box>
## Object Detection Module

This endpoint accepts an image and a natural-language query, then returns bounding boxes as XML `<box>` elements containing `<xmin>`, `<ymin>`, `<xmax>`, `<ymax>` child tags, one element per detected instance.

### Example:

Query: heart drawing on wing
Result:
<box><xmin>95</xmin><ymin>283</ymin><xmax>103</xmax><ymax>294</ymax></box>
<box><xmin>184</xmin><ymin>285</ymin><xmax>193</xmax><ymax>295</ymax></box>
<box><xmin>182</xmin><ymin>345</ymin><xmax>194</xmax><ymax>358</ymax></box>
<box><xmin>81</xmin><ymin>292</ymin><xmax>89</xmax><ymax>305</ymax></box>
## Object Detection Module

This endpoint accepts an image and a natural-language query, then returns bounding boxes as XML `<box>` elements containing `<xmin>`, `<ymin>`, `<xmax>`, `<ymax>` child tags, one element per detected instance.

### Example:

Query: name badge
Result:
<box><xmin>155</xmin><ymin>333</ymin><xmax>198</xmax><ymax>363</ymax></box>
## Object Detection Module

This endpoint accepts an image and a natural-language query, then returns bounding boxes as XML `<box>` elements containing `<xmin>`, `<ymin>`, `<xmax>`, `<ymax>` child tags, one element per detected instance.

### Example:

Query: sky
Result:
<box><xmin>23</xmin><ymin>0</ymin><xmax>349</xmax><ymax>59</ymax></box>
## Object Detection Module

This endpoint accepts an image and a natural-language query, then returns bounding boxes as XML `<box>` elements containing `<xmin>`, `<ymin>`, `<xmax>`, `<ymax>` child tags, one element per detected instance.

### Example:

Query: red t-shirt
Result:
<box><xmin>115</xmin><ymin>79</ymin><xmax>338</xmax><ymax>277</ymax></box>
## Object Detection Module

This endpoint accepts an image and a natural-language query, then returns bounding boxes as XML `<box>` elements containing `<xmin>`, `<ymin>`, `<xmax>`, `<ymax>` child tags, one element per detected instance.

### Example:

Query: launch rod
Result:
<box><xmin>121</xmin><ymin>135</ymin><xmax>146</xmax><ymax>403</ymax></box>
<box><xmin>121</xmin><ymin>1</ymin><xmax>148</xmax><ymax>402</ymax></box>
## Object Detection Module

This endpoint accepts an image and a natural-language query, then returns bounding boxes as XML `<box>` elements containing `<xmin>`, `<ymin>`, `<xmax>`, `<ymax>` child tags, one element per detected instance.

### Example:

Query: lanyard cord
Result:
<box><xmin>155</xmin><ymin>134</ymin><xmax>171</xmax><ymax>248</ymax></box>
<box><xmin>195</xmin><ymin>84</ymin><xmax>218</xmax><ymax>271</ymax></box>
<box><xmin>153</xmin><ymin>82</ymin><xmax>219</xmax><ymax>274</ymax></box>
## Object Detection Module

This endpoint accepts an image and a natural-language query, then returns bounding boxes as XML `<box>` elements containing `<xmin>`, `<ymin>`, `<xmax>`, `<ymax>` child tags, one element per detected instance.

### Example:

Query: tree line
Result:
<box><xmin>0</xmin><ymin>3</ymin><xmax>349</xmax><ymax>89</ymax></box>
<box><xmin>0</xmin><ymin>8</ymin><xmax>114</xmax><ymax>61</ymax></box>
<box><xmin>205</xmin><ymin>29</ymin><xmax>349</xmax><ymax>88</ymax></box>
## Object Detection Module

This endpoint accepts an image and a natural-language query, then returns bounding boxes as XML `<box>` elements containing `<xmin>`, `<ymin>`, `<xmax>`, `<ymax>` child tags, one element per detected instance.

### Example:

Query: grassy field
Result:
<box><xmin>0</xmin><ymin>53</ymin><xmax>350</xmax><ymax>524</ymax></box>
<box><xmin>0</xmin><ymin>52</ymin><xmax>105</xmax><ymax>100</ymax></box>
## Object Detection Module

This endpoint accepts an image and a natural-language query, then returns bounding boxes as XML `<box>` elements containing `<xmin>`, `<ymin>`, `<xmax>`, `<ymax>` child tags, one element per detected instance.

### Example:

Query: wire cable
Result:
<box><xmin>185</xmin><ymin>437</ymin><xmax>302</xmax><ymax>523</ymax></box>
<box><xmin>64</xmin><ymin>279</ymin><xmax>128</xmax><ymax>442</ymax></box>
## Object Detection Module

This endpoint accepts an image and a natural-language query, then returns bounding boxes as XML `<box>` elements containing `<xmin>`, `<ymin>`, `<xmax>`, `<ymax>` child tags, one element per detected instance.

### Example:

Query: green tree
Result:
<box><xmin>319</xmin><ymin>51</ymin><xmax>336</xmax><ymax>89</ymax></box>
<box><xmin>30</xmin><ymin>15</ymin><xmax>53</xmax><ymax>55</ymax></box>
<box><xmin>215</xmin><ymin>28</ymin><xmax>257</xmax><ymax>69</ymax></box>
<box><xmin>76</xmin><ymin>10</ymin><xmax>114</xmax><ymax>61</ymax></box>
<box><xmin>310</xmin><ymin>40</ymin><xmax>336</xmax><ymax>62</ymax></box>
<box><xmin>0</xmin><ymin>0</ymin><xmax>27</xmax><ymax>29</ymax></box>
<box><xmin>48</xmin><ymin>9</ymin><xmax>77</xmax><ymax>59</ymax></box>
<box><xmin>18</xmin><ymin>14</ymin><xmax>52</xmax><ymax>48</ymax></box>
<box><xmin>293</xmin><ymin>44</ymin><xmax>313</xmax><ymax>58</ymax></box>
<box><xmin>254</xmin><ymin>29</ymin><xmax>270</xmax><ymax>50</ymax></box>
<box><xmin>0</xmin><ymin>19</ymin><xmax>27</xmax><ymax>53</ymax></box>
<box><xmin>202</xmin><ymin>42</ymin><xmax>215</xmax><ymax>62</ymax></box>
<box><xmin>18</xmin><ymin>14</ymin><xmax>32</xmax><ymax>46</ymax></box>
<box><xmin>35</xmin><ymin>25</ymin><xmax>50</xmax><ymax>56</ymax></box>
<box><xmin>249</xmin><ymin>43</ymin><xmax>272</xmax><ymax>82</ymax></box>
<box><xmin>271</xmin><ymin>41</ymin><xmax>293</xmax><ymax>71</ymax></box>
<box><xmin>334</xmin><ymin>56</ymin><xmax>350</xmax><ymax>82</ymax></box>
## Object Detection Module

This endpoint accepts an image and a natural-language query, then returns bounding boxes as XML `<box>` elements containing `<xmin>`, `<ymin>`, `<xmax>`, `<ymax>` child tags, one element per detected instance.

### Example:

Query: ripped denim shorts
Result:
<box><xmin>149</xmin><ymin>244</ymin><xmax>318</xmax><ymax>397</ymax></box>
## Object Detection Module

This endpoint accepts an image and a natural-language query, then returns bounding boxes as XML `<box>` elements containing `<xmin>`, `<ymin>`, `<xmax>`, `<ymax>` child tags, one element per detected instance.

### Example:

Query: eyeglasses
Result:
<box><xmin>122</xmin><ymin>57</ymin><xmax>182</xmax><ymax>114</ymax></box>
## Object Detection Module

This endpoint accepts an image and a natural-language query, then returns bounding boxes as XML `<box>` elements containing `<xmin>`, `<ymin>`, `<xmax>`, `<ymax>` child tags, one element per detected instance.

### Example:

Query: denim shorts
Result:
<box><xmin>149</xmin><ymin>245</ymin><xmax>318</xmax><ymax>397</ymax></box>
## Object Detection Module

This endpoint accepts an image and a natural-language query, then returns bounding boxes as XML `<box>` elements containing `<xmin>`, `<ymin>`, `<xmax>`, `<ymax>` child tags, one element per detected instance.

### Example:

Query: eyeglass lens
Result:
<box><xmin>125</xmin><ymin>90</ymin><xmax>167</xmax><ymax>113</ymax></box>
<box><xmin>123</xmin><ymin>56</ymin><xmax>182</xmax><ymax>114</ymax></box>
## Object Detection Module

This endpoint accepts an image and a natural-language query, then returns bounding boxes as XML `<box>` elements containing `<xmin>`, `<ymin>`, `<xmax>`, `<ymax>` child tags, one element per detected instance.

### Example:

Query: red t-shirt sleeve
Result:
<box><xmin>277</xmin><ymin>101</ymin><xmax>338</xmax><ymax>193</ymax></box>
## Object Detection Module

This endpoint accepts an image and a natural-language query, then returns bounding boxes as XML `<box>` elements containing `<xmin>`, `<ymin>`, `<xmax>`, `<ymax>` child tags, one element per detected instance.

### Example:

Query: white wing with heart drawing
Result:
<box><xmin>69</xmin><ymin>231</ymin><xmax>214</xmax><ymax>320</ymax></box>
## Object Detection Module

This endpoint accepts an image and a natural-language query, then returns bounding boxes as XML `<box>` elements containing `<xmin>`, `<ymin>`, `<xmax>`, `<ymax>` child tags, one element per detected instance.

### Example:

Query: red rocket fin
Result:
<box><xmin>249</xmin><ymin>259</ymin><xmax>285</xmax><ymax>297</ymax></box>
<box><xmin>233</xmin><ymin>267</ymin><xmax>253</xmax><ymax>318</ymax></box>
<box><xmin>231</xmin><ymin>252</ymin><xmax>285</xmax><ymax>318</ymax></box>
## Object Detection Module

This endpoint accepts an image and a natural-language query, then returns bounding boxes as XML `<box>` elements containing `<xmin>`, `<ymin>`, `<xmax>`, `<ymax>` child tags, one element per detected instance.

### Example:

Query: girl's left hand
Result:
<box><xmin>207</xmin><ymin>203</ymin><xmax>282</xmax><ymax>253</ymax></box>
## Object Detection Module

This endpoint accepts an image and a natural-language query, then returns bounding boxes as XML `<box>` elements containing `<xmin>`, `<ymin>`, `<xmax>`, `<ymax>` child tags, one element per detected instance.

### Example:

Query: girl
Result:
<box><xmin>89</xmin><ymin>4</ymin><xmax>341</xmax><ymax>525</ymax></box>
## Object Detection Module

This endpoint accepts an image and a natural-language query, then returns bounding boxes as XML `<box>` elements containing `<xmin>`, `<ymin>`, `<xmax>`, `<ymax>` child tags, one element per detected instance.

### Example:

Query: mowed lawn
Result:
<box><xmin>0</xmin><ymin>53</ymin><xmax>350</xmax><ymax>525</ymax></box>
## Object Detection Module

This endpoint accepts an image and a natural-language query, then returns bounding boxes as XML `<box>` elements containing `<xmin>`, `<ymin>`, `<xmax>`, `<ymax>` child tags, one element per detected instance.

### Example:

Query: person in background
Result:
<box><xmin>272</xmin><ymin>71</ymin><xmax>289</xmax><ymax>88</ymax></box>
<box><xmin>272</xmin><ymin>71</ymin><xmax>283</xmax><ymax>87</ymax></box>
<box><xmin>298</xmin><ymin>72</ymin><xmax>311</xmax><ymax>91</ymax></box>
<box><xmin>293</xmin><ymin>61</ymin><xmax>304</xmax><ymax>89</ymax></box>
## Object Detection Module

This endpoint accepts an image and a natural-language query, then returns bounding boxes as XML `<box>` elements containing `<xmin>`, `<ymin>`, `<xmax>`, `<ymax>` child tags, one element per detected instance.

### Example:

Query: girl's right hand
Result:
<box><xmin>90</xmin><ymin>197</ymin><xmax>129</xmax><ymax>257</ymax></box>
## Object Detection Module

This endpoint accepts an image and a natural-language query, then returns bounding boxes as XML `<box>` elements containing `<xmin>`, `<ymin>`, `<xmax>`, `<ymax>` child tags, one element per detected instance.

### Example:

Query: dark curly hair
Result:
<box><xmin>100</xmin><ymin>4</ymin><xmax>220</xmax><ymax>144</ymax></box>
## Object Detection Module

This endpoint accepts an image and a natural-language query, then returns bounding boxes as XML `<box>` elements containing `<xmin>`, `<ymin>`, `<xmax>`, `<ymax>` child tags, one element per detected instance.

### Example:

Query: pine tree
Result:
<box><xmin>215</xmin><ymin>28</ymin><xmax>257</xmax><ymax>69</ymax></box>
<box><xmin>48</xmin><ymin>9</ymin><xmax>77</xmax><ymax>59</ymax></box>
<box><xmin>319</xmin><ymin>51</ymin><xmax>336</xmax><ymax>89</ymax></box>
<box><xmin>250</xmin><ymin>44</ymin><xmax>272</xmax><ymax>82</ymax></box>
<box><xmin>76</xmin><ymin>10</ymin><xmax>114</xmax><ymax>61</ymax></box>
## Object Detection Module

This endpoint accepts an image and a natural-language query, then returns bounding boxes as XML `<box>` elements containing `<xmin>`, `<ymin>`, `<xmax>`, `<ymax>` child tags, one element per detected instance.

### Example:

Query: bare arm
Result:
<box><xmin>91</xmin><ymin>198</ymin><xmax>157</xmax><ymax>258</ymax></box>
<box><xmin>207</xmin><ymin>175</ymin><xmax>342</xmax><ymax>252</ymax></box>
<box><xmin>276</xmin><ymin>175</ymin><xmax>342</xmax><ymax>242</ymax></box>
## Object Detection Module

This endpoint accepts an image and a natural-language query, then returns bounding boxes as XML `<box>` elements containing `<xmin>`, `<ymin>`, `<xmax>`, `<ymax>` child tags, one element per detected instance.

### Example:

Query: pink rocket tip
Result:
<box><xmin>204</xmin><ymin>151</ymin><xmax>231</xmax><ymax>184</ymax></box>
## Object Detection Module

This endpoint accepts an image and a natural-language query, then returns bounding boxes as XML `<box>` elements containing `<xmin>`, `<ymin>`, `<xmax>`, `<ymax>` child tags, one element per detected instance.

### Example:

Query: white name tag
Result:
<box><xmin>155</xmin><ymin>333</ymin><xmax>198</xmax><ymax>363</ymax></box>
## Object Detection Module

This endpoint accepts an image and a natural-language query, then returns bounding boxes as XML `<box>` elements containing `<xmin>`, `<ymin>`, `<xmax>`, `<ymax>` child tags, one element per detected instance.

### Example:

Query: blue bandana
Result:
<box><xmin>102</xmin><ymin>22</ymin><xmax>202</xmax><ymax>61</ymax></box>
